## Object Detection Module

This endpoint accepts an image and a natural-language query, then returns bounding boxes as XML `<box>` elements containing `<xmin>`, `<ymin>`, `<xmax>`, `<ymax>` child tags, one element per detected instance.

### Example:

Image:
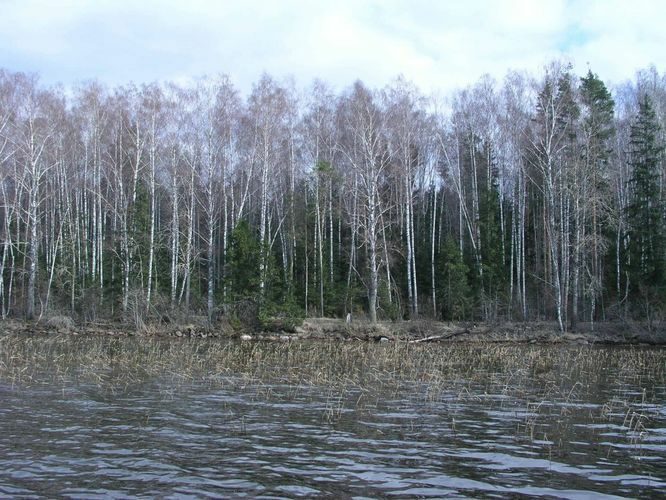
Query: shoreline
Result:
<box><xmin>1</xmin><ymin>317</ymin><xmax>664</xmax><ymax>346</ymax></box>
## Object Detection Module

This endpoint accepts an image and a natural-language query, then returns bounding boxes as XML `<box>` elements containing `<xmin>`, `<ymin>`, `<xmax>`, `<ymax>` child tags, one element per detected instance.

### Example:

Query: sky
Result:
<box><xmin>0</xmin><ymin>0</ymin><xmax>664</xmax><ymax>96</ymax></box>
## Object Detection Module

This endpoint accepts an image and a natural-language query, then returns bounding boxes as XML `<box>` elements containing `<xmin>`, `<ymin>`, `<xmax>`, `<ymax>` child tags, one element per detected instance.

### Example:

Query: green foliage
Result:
<box><xmin>5</xmin><ymin>65</ymin><xmax>666</xmax><ymax>328</ymax></box>
<box><xmin>478</xmin><ymin>160</ymin><xmax>507</xmax><ymax>314</ymax></box>
<box><xmin>579</xmin><ymin>70</ymin><xmax>616</xmax><ymax>310</ymax></box>
<box><xmin>580</xmin><ymin>70</ymin><xmax>615</xmax><ymax>156</ymax></box>
<box><xmin>626</xmin><ymin>95</ymin><xmax>665</xmax><ymax>301</ymax></box>
<box><xmin>258</xmin><ymin>299</ymin><xmax>304</xmax><ymax>332</ymax></box>
<box><xmin>437</xmin><ymin>238</ymin><xmax>472</xmax><ymax>321</ymax></box>
<box><xmin>226</xmin><ymin>220</ymin><xmax>262</xmax><ymax>302</ymax></box>
<box><xmin>226</xmin><ymin>219</ymin><xmax>305</xmax><ymax>327</ymax></box>
<box><xmin>315</xmin><ymin>159</ymin><xmax>333</xmax><ymax>174</ymax></box>
<box><xmin>377</xmin><ymin>278</ymin><xmax>401</xmax><ymax>321</ymax></box>
<box><xmin>130</xmin><ymin>180</ymin><xmax>151</xmax><ymax>281</ymax></box>
<box><xmin>579</xmin><ymin>71</ymin><xmax>616</xmax><ymax>208</ymax></box>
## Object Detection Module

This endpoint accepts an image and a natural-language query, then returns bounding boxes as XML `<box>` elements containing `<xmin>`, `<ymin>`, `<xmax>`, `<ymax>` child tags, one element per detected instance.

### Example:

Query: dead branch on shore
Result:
<box><xmin>407</xmin><ymin>326</ymin><xmax>494</xmax><ymax>343</ymax></box>
<box><xmin>408</xmin><ymin>328</ymin><xmax>470</xmax><ymax>343</ymax></box>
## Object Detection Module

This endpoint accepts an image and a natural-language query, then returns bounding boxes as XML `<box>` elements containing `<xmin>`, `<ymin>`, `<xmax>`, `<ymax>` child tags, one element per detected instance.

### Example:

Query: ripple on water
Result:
<box><xmin>1</xmin><ymin>342</ymin><xmax>665</xmax><ymax>498</ymax></box>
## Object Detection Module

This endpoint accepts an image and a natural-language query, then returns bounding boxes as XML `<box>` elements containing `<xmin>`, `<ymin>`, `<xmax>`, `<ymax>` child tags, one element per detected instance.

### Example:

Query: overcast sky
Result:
<box><xmin>1</xmin><ymin>0</ymin><xmax>664</xmax><ymax>95</ymax></box>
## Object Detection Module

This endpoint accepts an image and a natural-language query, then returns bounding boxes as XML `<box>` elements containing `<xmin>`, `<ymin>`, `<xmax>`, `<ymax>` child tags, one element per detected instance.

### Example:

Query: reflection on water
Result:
<box><xmin>0</xmin><ymin>336</ymin><xmax>665</xmax><ymax>498</ymax></box>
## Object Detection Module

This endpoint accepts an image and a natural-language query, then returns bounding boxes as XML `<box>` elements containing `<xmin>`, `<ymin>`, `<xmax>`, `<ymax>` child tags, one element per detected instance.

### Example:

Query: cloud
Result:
<box><xmin>0</xmin><ymin>0</ymin><xmax>663</xmax><ymax>96</ymax></box>
<box><xmin>568</xmin><ymin>0</ymin><xmax>666</xmax><ymax>82</ymax></box>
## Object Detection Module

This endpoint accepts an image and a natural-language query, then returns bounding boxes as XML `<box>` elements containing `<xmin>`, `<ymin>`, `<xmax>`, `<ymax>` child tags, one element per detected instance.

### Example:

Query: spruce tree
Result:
<box><xmin>226</xmin><ymin>220</ymin><xmax>262</xmax><ymax>303</ymax></box>
<box><xmin>580</xmin><ymin>70</ymin><xmax>615</xmax><ymax>158</ymax></box>
<box><xmin>578</xmin><ymin>70</ymin><xmax>615</xmax><ymax>325</ymax></box>
<box><xmin>478</xmin><ymin>144</ymin><xmax>506</xmax><ymax>320</ymax></box>
<box><xmin>437</xmin><ymin>238</ymin><xmax>472</xmax><ymax>320</ymax></box>
<box><xmin>626</xmin><ymin>95</ymin><xmax>665</xmax><ymax>304</ymax></box>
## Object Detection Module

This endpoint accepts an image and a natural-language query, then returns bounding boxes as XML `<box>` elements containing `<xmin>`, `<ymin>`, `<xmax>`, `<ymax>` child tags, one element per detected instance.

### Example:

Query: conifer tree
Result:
<box><xmin>226</xmin><ymin>220</ymin><xmax>262</xmax><ymax>303</ymax></box>
<box><xmin>626</xmin><ymin>95</ymin><xmax>665</xmax><ymax>307</ymax></box>
<box><xmin>437</xmin><ymin>238</ymin><xmax>472</xmax><ymax>320</ymax></box>
<box><xmin>576</xmin><ymin>70</ymin><xmax>615</xmax><ymax>327</ymax></box>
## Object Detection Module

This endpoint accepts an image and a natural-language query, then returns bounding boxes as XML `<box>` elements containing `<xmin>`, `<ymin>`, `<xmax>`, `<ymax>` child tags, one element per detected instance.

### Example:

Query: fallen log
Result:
<box><xmin>409</xmin><ymin>328</ymin><xmax>469</xmax><ymax>343</ymax></box>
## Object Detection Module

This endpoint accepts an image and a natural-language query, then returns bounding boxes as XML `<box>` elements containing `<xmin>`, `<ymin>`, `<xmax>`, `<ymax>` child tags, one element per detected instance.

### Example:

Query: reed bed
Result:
<box><xmin>1</xmin><ymin>333</ymin><xmax>664</xmax><ymax>451</ymax></box>
<box><xmin>1</xmin><ymin>333</ymin><xmax>663</xmax><ymax>393</ymax></box>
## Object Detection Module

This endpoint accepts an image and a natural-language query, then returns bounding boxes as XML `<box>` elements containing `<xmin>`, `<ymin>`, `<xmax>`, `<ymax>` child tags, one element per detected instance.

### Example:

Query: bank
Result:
<box><xmin>1</xmin><ymin>316</ymin><xmax>665</xmax><ymax>345</ymax></box>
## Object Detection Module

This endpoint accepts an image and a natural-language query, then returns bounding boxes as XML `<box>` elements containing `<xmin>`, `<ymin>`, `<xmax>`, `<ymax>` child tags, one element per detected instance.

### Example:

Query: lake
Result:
<box><xmin>0</xmin><ymin>335</ymin><xmax>665</xmax><ymax>498</ymax></box>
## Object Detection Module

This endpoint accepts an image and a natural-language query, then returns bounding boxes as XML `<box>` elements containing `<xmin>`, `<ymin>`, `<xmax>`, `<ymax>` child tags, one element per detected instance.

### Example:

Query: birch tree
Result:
<box><xmin>338</xmin><ymin>82</ymin><xmax>392</xmax><ymax>322</ymax></box>
<box><xmin>246</xmin><ymin>75</ymin><xmax>290</xmax><ymax>300</ymax></box>
<box><xmin>528</xmin><ymin>65</ymin><xmax>579</xmax><ymax>331</ymax></box>
<box><xmin>11</xmin><ymin>76</ymin><xmax>62</xmax><ymax>319</ymax></box>
<box><xmin>383</xmin><ymin>77</ymin><xmax>427</xmax><ymax>317</ymax></box>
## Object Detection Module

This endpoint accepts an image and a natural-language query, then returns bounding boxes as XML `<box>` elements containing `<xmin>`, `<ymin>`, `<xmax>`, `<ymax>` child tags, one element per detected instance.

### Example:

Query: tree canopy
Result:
<box><xmin>0</xmin><ymin>64</ymin><xmax>664</xmax><ymax>329</ymax></box>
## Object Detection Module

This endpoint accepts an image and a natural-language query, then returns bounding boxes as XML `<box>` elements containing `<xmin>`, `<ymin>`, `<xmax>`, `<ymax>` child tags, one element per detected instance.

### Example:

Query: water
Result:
<box><xmin>0</xmin><ymin>336</ymin><xmax>665</xmax><ymax>498</ymax></box>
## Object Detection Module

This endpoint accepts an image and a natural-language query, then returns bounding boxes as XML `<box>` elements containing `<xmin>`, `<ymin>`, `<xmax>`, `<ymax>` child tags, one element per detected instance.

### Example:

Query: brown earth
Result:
<box><xmin>293</xmin><ymin>318</ymin><xmax>666</xmax><ymax>345</ymax></box>
<box><xmin>1</xmin><ymin>316</ymin><xmax>664</xmax><ymax>345</ymax></box>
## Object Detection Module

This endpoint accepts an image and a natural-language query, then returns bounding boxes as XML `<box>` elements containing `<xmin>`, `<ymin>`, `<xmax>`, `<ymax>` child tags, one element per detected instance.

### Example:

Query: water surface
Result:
<box><xmin>1</xmin><ymin>336</ymin><xmax>664</xmax><ymax>498</ymax></box>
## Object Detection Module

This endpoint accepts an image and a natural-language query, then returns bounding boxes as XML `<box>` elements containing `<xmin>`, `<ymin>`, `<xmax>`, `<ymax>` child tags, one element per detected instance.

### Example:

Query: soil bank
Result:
<box><xmin>1</xmin><ymin>317</ymin><xmax>665</xmax><ymax>345</ymax></box>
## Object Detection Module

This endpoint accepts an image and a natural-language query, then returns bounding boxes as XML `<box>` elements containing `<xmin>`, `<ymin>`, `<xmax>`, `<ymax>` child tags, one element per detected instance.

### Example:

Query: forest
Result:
<box><xmin>0</xmin><ymin>62</ymin><xmax>664</xmax><ymax>332</ymax></box>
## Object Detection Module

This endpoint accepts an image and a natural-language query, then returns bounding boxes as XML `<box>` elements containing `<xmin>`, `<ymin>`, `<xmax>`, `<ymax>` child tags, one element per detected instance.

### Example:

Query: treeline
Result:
<box><xmin>0</xmin><ymin>62</ymin><xmax>664</xmax><ymax>330</ymax></box>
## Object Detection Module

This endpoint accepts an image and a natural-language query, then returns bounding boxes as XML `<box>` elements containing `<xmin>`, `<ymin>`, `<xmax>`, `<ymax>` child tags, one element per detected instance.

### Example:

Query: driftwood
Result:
<box><xmin>409</xmin><ymin>328</ymin><xmax>470</xmax><ymax>343</ymax></box>
<box><xmin>412</xmin><ymin>326</ymin><xmax>495</xmax><ymax>343</ymax></box>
